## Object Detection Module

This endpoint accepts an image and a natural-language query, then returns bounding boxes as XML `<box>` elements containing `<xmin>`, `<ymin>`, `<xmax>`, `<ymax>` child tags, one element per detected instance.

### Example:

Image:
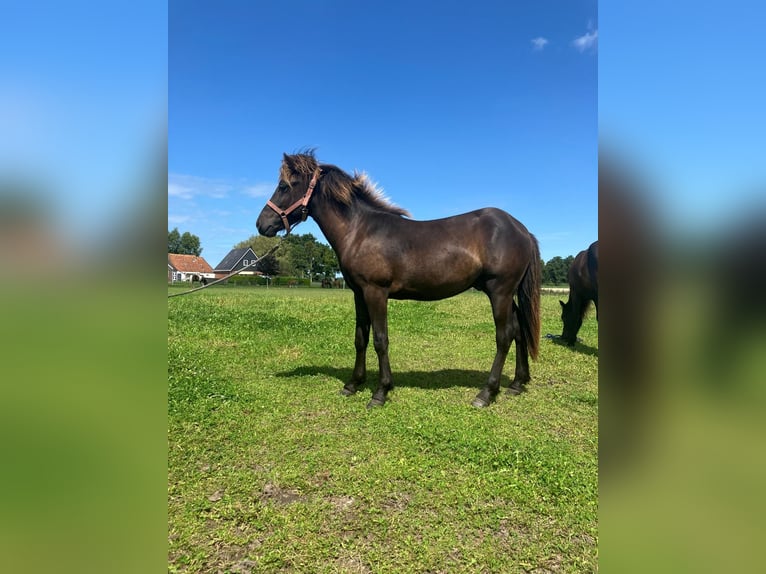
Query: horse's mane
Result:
<box><xmin>281</xmin><ymin>150</ymin><xmax>410</xmax><ymax>218</ymax></box>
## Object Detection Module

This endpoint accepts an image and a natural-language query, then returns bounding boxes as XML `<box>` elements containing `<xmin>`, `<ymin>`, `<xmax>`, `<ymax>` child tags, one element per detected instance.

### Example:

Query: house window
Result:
<box><xmin>244</xmin><ymin>259</ymin><xmax>248</xmax><ymax>266</ymax></box>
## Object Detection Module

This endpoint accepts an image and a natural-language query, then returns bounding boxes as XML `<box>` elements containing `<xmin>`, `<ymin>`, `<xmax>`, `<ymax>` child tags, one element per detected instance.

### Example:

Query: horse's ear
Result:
<box><xmin>281</xmin><ymin>153</ymin><xmax>296</xmax><ymax>177</ymax></box>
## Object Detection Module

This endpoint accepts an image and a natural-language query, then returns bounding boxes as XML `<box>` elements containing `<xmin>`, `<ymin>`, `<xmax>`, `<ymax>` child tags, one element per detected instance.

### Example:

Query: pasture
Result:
<box><xmin>168</xmin><ymin>288</ymin><xmax>598</xmax><ymax>573</ymax></box>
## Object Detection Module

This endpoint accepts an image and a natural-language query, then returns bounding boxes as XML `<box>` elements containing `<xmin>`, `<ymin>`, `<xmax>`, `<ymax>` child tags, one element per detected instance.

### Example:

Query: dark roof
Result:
<box><xmin>168</xmin><ymin>253</ymin><xmax>214</xmax><ymax>274</ymax></box>
<box><xmin>214</xmin><ymin>247</ymin><xmax>257</xmax><ymax>271</ymax></box>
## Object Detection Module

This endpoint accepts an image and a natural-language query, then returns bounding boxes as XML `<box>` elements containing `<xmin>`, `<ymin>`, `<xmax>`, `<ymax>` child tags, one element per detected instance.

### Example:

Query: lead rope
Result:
<box><xmin>168</xmin><ymin>235</ymin><xmax>289</xmax><ymax>299</ymax></box>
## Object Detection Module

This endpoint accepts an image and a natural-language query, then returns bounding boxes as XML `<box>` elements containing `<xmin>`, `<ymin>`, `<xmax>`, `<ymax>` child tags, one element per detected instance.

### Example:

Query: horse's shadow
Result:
<box><xmin>545</xmin><ymin>334</ymin><xmax>599</xmax><ymax>357</ymax></box>
<box><xmin>275</xmin><ymin>365</ymin><xmax>513</xmax><ymax>392</ymax></box>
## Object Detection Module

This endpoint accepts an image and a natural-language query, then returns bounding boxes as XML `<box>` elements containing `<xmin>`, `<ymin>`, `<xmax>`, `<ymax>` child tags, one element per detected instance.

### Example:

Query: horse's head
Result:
<box><xmin>256</xmin><ymin>153</ymin><xmax>321</xmax><ymax>236</ymax></box>
<box><xmin>560</xmin><ymin>299</ymin><xmax>579</xmax><ymax>346</ymax></box>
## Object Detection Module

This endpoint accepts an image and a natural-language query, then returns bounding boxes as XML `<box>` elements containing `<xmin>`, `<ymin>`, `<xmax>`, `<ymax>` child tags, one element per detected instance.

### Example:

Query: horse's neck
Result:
<box><xmin>311</xmin><ymin>201</ymin><xmax>356</xmax><ymax>261</ymax></box>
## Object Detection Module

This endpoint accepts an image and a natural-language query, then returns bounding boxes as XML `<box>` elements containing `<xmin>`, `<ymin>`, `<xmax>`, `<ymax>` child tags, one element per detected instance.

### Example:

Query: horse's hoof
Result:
<box><xmin>471</xmin><ymin>397</ymin><xmax>490</xmax><ymax>408</ymax></box>
<box><xmin>366</xmin><ymin>398</ymin><xmax>386</xmax><ymax>409</ymax></box>
<box><xmin>507</xmin><ymin>384</ymin><xmax>525</xmax><ymax>396</ymax></box>
<box><xmin>339</xmin><ymin>387</ymin><xmax>356</xmax><ymax>396</ymax></box>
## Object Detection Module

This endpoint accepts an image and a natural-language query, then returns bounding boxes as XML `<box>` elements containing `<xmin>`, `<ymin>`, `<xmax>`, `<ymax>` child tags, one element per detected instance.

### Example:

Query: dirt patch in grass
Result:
<box><xmin>335</xmin><ymin>552</ymin><xmax>372</xmax><ymax>574</ymax></box>
<box><xmin>260</xmin><ymin>482</ymin><xmax>305</xmax><ymax>505</ymax></box>
<box><xmin>381</xmin><ymin>492</ymin><xmax>411</xmax><ymax>512</ymax></box>
<box><xmin>526</xmin><ymin>553</ymin><xmax>564</xmax><ymax>573</ymax></box>
<box><xmin>209</xmin><ymin>539</ymin><xmax>264</xmax><ymax>574</ymax></box>
<box><xmin>328</xmin><ymin>494</ymin><xmax>356</xmax><ymax>512</ymax></box>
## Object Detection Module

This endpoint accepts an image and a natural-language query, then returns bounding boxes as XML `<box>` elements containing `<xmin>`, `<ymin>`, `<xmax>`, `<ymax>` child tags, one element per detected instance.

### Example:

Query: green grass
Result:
<box><xmin>168</xmin><ymin>287</ymin><xmax>598</xmax><ymax>573</ymax></box>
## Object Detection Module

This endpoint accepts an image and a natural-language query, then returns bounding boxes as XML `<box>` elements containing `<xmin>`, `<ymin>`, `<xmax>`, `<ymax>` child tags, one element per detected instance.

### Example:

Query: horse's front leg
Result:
<box><xmin>365</xmin><ymin>288</ymin><xmax>393</xmax><ymax>408</ymax></box>
<box><xmin>341</xmin><ymin>290</ymin><xmax>370</xmax><ymax>396</ymax></box>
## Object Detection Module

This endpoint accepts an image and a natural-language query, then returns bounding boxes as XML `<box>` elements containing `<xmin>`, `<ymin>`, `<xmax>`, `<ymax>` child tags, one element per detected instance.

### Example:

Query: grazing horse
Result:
<box><xmin>257</xmin><ymin>151</ymin><xmax>541</xmax><ymax>408</ymax></box>
<box><xmin>560</xmin><ymin>241</ymin><xmax>599</xmax><ymax>346</ymax></box>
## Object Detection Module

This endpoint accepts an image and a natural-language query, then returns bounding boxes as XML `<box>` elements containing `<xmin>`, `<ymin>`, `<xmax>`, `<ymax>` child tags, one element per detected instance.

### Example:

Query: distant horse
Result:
<box><xmin>257</xmin><ymin>151</ymin><xmax>541</xmax><ymax>408</ymax></box>
<box><xmin>560</xmin><ymin>241</ymin><xmax>599</xmax><ymax>346</ymax></box>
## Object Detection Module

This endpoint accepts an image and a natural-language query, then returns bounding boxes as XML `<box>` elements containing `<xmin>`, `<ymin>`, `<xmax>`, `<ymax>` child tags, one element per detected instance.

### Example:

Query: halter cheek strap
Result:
<box><xmin>266</xmin><ymin>168</ymin><xmax>321</xmax><ymax>234</ymax></box>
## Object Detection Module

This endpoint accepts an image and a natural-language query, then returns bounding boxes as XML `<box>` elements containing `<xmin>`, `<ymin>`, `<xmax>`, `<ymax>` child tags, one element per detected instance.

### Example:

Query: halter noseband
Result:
<box><xmin>266</xmin><ymin>168</ymin><xmax>321</xmax><ymax>234</ymax></box>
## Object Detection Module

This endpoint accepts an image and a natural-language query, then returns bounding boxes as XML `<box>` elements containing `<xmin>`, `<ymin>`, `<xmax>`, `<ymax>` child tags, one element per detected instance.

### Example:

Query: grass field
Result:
<box><xmin>168</xmin><ymin>287</ymin><xmax>598</xmax><ymax>573</ymax></box>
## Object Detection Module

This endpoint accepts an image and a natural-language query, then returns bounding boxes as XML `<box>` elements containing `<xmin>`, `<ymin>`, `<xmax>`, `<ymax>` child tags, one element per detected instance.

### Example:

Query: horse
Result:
<box><xmin>559</xmin><ymin>241</ymin><xmax>598</xmax><ymax>346</ymax></box>
<box><xmin>256</xmin><ymin>151</ymin><xmax>541</xmax><ymax>408</ymax></box>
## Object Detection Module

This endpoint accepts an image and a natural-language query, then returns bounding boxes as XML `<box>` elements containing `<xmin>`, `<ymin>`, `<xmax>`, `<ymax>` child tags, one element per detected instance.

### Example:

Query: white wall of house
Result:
<box><xmin>171</xmin><ymin>271</ymin><xmax>215</xmax><ymax>282</ymax></box>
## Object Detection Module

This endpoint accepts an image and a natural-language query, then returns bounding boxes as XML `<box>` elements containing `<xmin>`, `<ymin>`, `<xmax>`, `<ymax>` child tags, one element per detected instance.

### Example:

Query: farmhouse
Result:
<box><xmin>168</xmin><ymin>253</ymin><xmax>215</xmax><ymax>283</ymax></box>
<box><xmin>214</xmin><ymin>247</ymin><xmax>262</xmax><ymax>279</ymax></box>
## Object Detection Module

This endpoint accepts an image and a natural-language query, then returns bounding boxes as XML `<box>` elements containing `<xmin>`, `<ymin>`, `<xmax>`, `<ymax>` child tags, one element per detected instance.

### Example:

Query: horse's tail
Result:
<box><xmin>517</xmin><ymin>234</ymin><xmax>542</xmax><ymax>360</ymax></box>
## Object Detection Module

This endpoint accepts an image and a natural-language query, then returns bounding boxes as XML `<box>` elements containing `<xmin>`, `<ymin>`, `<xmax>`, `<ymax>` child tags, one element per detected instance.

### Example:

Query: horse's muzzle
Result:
<box><xmin>256</xmin><ymin>210</ymin><xmax>280</xmax><ymax>237</ymax></box>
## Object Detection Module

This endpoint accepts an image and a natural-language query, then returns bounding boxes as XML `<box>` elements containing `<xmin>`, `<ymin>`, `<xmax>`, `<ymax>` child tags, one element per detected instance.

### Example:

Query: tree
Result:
<box><xmin>168</xmin><ymin>228</ymin><xmax>203</xmax><ymax>255</ymax></box>
<box><xmin>542</xmin><ymin>255</ymin><xmax>575</xmax><ymax>285</ymax></box>
<box><xmin>232</xmin><ymin>232</ymin><xmax>339</xmax><ymax>279</ymax></box>
<box><xmin>317</xmin><ymin>243</ymin><xmax>339</xmax><ymax>279</ymax></box>
<box><xmin>255</xmin><ymin>254</ymin><xmax>280</xmax><ymax>276</ymax></box>
<box><xmin>233</xmin><ymin>235</ymin><xmax>284</xmax><ymax>274</ymax></box>
<box><xmin>233</xmin><ymin>235</ymin><xmax>281</xmax><ymax>256</ymax></box>
<box><xmin>168</xmin><ymin>228</ymin><xmax>181</xmax><ymax>253</ymax></box>
<box><xmin>285</xmin><ymin>234</ymin><xmax>326</xmax><ymax>281</ymax></box>
<box><xmin>179</xmin><ymin>231</ymin><xmax>202</xmax><ymax>256</ymax></box>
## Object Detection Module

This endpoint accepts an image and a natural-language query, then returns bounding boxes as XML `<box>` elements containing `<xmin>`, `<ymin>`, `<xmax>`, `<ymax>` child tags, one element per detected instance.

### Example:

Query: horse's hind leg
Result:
<box><xmin>508</xmin><ymin>303</ymin><xmax>530</xmax><ymax>395</ymax></box>
<box><xmin>594</xmin><ymin>294</ymin><xmax>598</xmax><ymax>321</ymax></box>
<box><xmin>473</xmin><ymin>290</ymin><xmax>515</xmax><ymax>408</ymax></box>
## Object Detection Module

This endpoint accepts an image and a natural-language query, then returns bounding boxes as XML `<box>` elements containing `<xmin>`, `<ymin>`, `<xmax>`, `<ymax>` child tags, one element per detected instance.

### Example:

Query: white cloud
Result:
<box><xmin>168</xmin><ymin>181</ymin><xmax>194</xmax><ymax>200</ymax></box>
<box><xmin>531</xmin><ymin>37</ymin><xmax>549</xmax><ymax>51</ymax></box>
<box><xmin>242</xmin><ymin>183</ymin><xmax>274</xmax><ymax>198</ymax></box>
<box><xmin>168</xmin><ymin>214</ymin><xmax>192</xmax><ymax>225</ymax></box>
<box><xmin>168</xmin><ymin>173</ymin><xmax>227</xmax><ymax>200</ymax></box>
<box><xmin>168</xmin><ymin>173</ymin><xmax>274</xmax><ymax>200</ymax></box>
<box><xmin>573</xmin><ymin>29</ymin><xmax>598</xmax><ymax>53</ymax></box>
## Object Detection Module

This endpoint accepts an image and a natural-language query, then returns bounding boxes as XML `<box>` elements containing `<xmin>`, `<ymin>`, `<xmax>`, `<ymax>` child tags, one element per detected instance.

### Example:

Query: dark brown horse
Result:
<box><xmin>560</xmin><ymin>241</ymin><xmax>599</xmax><ymax>346</ymax></box>
<box><xmin>257</xmin><ymin>151</ymin><xmax>541</xmax><ymax>408</ymax></box>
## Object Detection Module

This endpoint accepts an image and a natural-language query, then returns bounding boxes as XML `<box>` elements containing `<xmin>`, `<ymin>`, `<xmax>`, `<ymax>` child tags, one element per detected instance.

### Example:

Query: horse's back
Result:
<box><xmin>587</xmin><ymin>241</ymin><xmax>598</xmax><ymax>293</ymax></box>
<box><xmin>436</xmin><ymin>208</ymin><xmax>537</xmax><ymax>272</ymax></box>
<box><xmin>368</xmin><ymin>207</ymin><xmax>533</xmax><ymax>255</ymax></box>
<box><xmin>346</xmin><ymin>207</ymin><xmax>536</xmax><ymax>299</ymax></box>
<box><xmin>570</xmin><ymin>241</ymin><xmax>598</xmax><ymax>300</ymax></box>
<box><xmin>450</xmin><ymin>207</ymin><xmax>534</xmax><ymax>250</ymax></box>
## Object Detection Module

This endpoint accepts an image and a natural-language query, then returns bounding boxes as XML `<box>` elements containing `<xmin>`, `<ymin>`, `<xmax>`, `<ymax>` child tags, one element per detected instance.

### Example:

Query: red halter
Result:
<box><xmin>265</xmin><ymin>168</ymin><xmax>321</xmax><ymax>234</ymax></box>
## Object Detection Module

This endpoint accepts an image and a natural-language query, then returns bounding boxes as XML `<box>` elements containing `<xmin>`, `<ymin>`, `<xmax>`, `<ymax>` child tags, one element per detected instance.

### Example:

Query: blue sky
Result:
<box><xmin>169</xmin><ymin>0</ymin><xmax>598</xmax><ymax>267</ymax></box>
<box><xmin>599</xmin><ymin>0</ymin><xmax>766</xmax><ymax>235</ymax></box>
<box><xmin>1</xmin><ymin>2</ymin><xmax>166</xmax><ymax>248</ymax></box>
